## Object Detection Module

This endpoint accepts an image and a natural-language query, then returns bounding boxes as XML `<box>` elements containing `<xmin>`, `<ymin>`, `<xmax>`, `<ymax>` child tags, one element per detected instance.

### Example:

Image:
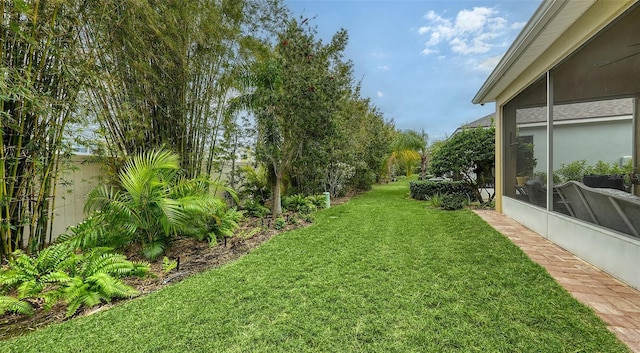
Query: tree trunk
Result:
<box><xmin>272</xmin><ymin>170</ymin><xmax>283</xmax><ymax>216</ymax></box>
<box><xmin>420</xmin><ymin>155</ymin><xmax>428</xmax><ymax>180</ymax></box>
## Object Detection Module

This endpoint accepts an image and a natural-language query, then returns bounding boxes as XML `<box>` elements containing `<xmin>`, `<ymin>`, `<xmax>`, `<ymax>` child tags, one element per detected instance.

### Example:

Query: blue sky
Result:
<box><xmin>284</xmin><ymin>0</ymin><xmax>541</xmax><ymax>140</ymax></box>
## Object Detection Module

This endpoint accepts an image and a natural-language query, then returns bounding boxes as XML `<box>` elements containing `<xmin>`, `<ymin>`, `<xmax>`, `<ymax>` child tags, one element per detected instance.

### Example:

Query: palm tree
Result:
<box><xmin>227</xmin><ymin>57</ymin><xmax>287</xmax><ymax>216</ymax></box>
<box><xmin>389</xmin><ymin>129</ymin><xmax>430</xmax><ymax>179</ymax></box>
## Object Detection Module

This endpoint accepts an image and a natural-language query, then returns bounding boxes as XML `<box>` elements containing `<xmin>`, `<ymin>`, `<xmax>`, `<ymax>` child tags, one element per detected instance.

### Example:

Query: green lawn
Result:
<box><xmin>1</xmin><ymin>181</ymin><xmax>629</xmax><ymax>352</ymax></box>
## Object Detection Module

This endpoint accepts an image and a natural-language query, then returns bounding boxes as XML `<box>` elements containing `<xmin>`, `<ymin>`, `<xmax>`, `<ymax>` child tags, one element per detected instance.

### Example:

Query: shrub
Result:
<box><xmin>206</xmin><ymin>208</ymin><xmax>244</xmax><ymax>244</ymax></box>
<box><xmin>326</xmin><ymin>162</ymin><xmax>356</xmax><ymax>197</ymax></box>
<box><xmin>350</xmin><ymin>169</ymin><xmax>377</xmax><ymax>192</ymax></box>
<box><xmin>283</xmin><ymin>194</ymin><xmax>318</xmax><ymax>214</ymax></box>
<box><xmin>428</xmin><ymin>193</ymin><xmax>443</xmax><ymax>208</ymax></box>
<box><xmin>429</xmin><ymin>126</ymin><xmax>495</xmax><ymax>203</ymax></box>
<box><xmin>274</xmin><ymin>217</ymin><xmax>286</xmax><ymax>230</ymax></box>
<box><xmin>237</xmin><ymin>165</ymin><xmax>270</xmax><ymax>204</ymax></box>
<box><xmin>554</xmin><ymin>160</ymin><xmax>592</xmax><ymax>183</ymax></box>
<box><xmin>409</xmin><ymin>180</ymin><xmax>474</xmax><ymax>201</ymax></box>
<box><xmin>242</xmin><ymin>199</ymin><xmax>270</xmax><ymax>218</ymax></box>
<box><xmin>441</xmin><ymin>194</ymin><xmax>467</xmax><ymax>211</ymax></box>
<box><xmin>553</xmin><ymin>159</ymin><xmax>634</xmax><ymax>186</ymax></box>
<box><xmin>306</xmin><ymin>194</ymin><xmax>327</xmax><ymax>209</ymax></box>
<box><xmin>302</xmin><ymin>213</ymin><xmax>316</xmax><ymax>223</ymax></box>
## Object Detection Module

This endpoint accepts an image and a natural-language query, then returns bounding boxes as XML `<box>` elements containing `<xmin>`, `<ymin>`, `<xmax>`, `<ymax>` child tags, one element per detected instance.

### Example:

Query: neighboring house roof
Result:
<box><xmin>458</xmin><ymin>98</ymin><xmax>633</xmax><ymax>131</ymax></box>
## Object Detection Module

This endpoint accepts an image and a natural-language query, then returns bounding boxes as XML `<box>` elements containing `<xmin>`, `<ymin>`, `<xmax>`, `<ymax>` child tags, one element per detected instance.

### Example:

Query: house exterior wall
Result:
<box><xmin>520</xmin><ymin>118</ymin><xmax>633</xmax><ymax>173</ymax></box>
<box><xmin>504</xmin><ymin>197</ymin><xmax>640</xmax><ymax>289</ymax></box>
<box><xmin>495</xmin><ymin>1</ymin><xmax>635</xmax><ymax>211</ymax></box>
<box><xmin>492</xmin><ymin>1</ymin><xmax>640</xmax><ymax>289</ymax></box>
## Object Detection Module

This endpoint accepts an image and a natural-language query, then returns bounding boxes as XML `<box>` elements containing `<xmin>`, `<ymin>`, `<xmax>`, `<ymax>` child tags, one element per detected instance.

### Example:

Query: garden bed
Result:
<box><xmin>0</xmin><ymin>200</ymin><xmax>346</xmax><ymax>341</ymax></box>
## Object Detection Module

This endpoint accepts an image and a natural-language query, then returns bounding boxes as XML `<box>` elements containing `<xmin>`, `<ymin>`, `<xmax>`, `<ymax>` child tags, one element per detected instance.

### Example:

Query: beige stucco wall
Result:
<box><xmin>519</xmin><ymin>118</ymin><xmax>633</xmax><ymax>173</ymax></box>
<box><xmin>49</xmin><ymin>155</ymin><xmax>103</xmax><ymax>240</ymax></box>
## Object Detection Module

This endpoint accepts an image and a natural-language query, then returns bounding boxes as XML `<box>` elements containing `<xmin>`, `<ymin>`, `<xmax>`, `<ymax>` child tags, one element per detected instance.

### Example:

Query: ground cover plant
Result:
<box><xmin>0</xmin><ymin>180</ymin><xmax>629</xmax><ymax>352</ymax></box>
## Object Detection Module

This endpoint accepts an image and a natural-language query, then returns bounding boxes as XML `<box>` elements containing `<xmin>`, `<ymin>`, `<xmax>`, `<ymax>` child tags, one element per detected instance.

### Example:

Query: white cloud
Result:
<box><xmin>426</xmin><ymin>31</ymin><xmax>443</xmax><ymax>46</ymax></box>
<box><xmin>455</xmin><ymin>7</ymin><xmax>495</xmax><ymax>33</ymax></box>
<box><xmin>378</xmin><ymin>65</ymin><xmax>391</xmax><ymax>71</ymax></box>
<box><xmin>377</xmin><ymin>91</ymin><xmax>384</xmax><ymax>98</ymax></box>
<box><xmin>477</xmin><ymin>55</ymin><xmax>503</xmax><ymax>71</ymax></box>
<box><xmin>417</xmin><ymin>6</ymin><xmax>517</xmax><ymax>57</ymax></box>
<box><xmin>511</xmin><ymin>21</ymin><xmax>527</xmax><ymax>30</ymax></box>
<box><xmin>421</xmin><ymin>48</ymin><xmax>437</xmax><ymax>56</ymax></box>
<box><xmin>424</xmin><ymin>10</ymin><xmax>451</xmax><ymax>27</ymax></box>
<box><xmin>466</xmin><ymin>54</ymin><xmax>504</xmax><ymax>72</ymax></box>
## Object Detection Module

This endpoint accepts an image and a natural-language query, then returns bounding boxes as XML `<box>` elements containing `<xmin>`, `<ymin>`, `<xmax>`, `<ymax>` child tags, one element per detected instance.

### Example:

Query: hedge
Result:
<box><xmin>409</xmin><ymin>180</ymin><xmax>475</xmax><ymax>201</ymax></box>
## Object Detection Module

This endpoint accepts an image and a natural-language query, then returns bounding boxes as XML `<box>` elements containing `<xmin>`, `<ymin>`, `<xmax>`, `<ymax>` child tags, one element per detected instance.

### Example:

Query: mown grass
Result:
<box><xmin>1</xmin><ymin>180</ymin><xmax>629</xmax><ymax>352</ymax></box>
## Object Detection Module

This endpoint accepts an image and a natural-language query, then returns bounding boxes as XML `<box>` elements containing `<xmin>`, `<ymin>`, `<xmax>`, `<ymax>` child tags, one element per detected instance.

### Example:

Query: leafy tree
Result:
<box><xmin>1</xmin><ymin>0</ymin><xmax>91</xmax><ymax>258</ymax></box>
<box><xmin>327</xmin><ymin>91</ymin><xmax>395</xmax><ymax>193</ymax></box>
<box><xmin>80</xmin><ymin>0</ymin><xmax>287</xmax><ymax>178</ymax></box>
<box><xmin>229</xmin><ymin>19</ymin><xmax>351</xmax><ymax>214</ymax></box>
<box><xmin>429</xmin><ymin>126</ymin><xmax>495</xmax><ymax>203</ymax></box>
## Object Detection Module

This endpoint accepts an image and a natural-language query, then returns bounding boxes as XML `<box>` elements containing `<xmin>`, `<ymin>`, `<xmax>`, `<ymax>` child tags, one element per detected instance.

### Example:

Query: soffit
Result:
<box><xmin>472</xmin><ymin>0</ymin><xmax>597</xmax><ymax>104</ymax></box>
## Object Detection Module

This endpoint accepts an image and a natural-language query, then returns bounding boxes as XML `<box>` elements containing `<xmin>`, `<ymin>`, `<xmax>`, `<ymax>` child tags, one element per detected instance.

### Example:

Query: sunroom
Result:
<box><xmin>473</xmin><ymin>0</ymin><xmax>640</xmax><ymax>289</ymax></box>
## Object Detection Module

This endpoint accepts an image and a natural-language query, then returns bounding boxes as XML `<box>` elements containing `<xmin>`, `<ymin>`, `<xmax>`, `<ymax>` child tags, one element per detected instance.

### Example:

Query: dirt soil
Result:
<box><xmin>0</xmin><ymin>196</ymin><xmax>351</xmax><ymax>341</ymax></box>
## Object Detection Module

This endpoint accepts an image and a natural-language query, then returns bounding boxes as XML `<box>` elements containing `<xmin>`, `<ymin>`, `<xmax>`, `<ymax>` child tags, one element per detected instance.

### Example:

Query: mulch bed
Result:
<box><xmin>0</xmin><ymin>196</ymin><xmax>352</xmax><ymax>341</ymax></box>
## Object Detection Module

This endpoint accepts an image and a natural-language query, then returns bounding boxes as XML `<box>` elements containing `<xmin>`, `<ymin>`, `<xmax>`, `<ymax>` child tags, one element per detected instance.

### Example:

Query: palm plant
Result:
<box><xmin>388</xmin><ymin>129</ymin><xmax>429</xmax><ymax>178</ymax></box>
<box><xmin>85</xmin><ymin>149</ymin><xmax>234</xmax><ymax>259</ymax></box>
<box><xmin>85</xmin><ymin>150</ymin><xmax>184</xmax><ymax>259</ymax></box>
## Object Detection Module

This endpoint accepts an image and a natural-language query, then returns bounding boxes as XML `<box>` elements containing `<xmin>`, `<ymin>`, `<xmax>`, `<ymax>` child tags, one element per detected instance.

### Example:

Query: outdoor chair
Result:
<box><xmin>556</xmin><ymin>181</ymin><xmax>640</xmax><ymax>238</ymax></box>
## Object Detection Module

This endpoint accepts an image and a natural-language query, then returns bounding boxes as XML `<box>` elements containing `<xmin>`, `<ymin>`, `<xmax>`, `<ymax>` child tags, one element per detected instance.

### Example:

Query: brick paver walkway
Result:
<box><xmin>474</xmin><ymin>209</ymin><xmax>640</xmax><ymax>352</ymax></box>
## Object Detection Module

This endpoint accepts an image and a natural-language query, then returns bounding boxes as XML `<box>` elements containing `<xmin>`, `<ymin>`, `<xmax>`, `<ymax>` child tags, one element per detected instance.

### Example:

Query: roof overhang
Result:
<box><xmin>472</xmin><ymin>0</ymin><xmax>597</xmax><ymax>105</ymax></box>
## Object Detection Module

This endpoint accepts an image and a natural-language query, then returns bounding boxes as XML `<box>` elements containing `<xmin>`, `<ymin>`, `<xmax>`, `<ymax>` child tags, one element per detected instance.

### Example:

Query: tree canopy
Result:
<box><xmin>228</xmin><ymin>18</ymin><xmax>393</xmax><ymax>214</ymax></box>
<box><xmin>429</xmin><ymin>127</ymin><xmax>495</xmax><ymax>202</ymax></box>
<box><xmin>1</xmin><ymin>0</ymin><xmax>396</xmax><ymax>255</ymax></box>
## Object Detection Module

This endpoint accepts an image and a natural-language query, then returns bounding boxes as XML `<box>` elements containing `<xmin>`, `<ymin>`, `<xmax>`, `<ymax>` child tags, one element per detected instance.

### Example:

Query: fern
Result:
<box><xmin>0</xmin><ymin>296</ymin><xmax>34</xmax><ymax>316</ymax></box>
<box><xmin>63</xmin><ymin>251</ymin><xmax>148</xmax><ymax>317</ymax></box>
<box><xmin>0</xmin><ymin>244</ymin><xmax>148</xmax><ymax>318</ymax></box>
<box><xmin>88</xmin><ymin>272</ymin><xmax>139</xmax><ymax>298</ymax></box>
<box><xmin>206</xmin><ymin>208</ymin><xmax>243</xmax><ymax>244</ymax></box>
<box><xmin>0</xmin><ymin>244</ymin><xmax>74</xmax><ymax>301</ymax></box>
<box><xmin>57</xmin><ymin>212</ymin><xmax>130</xmax><ymax>250</ymax></box>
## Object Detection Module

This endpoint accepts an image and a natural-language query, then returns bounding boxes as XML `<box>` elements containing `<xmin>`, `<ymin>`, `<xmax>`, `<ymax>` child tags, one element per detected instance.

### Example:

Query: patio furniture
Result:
<box><xmin>555</xmin><ymin>181</ymin><xmax>640</xmax><ymax>238</ymax></box>
<box><xmin>523</xmin><ymin>179</ymin><xmax>570</xmax><ymax>215</ymax></box>
<box><xmin>582</xmin><ymin>174</ymin><xmax>625</xmax><ymax>191</ymax></box>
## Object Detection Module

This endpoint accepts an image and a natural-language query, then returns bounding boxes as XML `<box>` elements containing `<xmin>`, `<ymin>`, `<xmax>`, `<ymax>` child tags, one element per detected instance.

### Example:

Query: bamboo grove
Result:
<box><xmin>1</xmin><ymin>0</ymin><xmax>396</xmax><ymax>259</ymax></box>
